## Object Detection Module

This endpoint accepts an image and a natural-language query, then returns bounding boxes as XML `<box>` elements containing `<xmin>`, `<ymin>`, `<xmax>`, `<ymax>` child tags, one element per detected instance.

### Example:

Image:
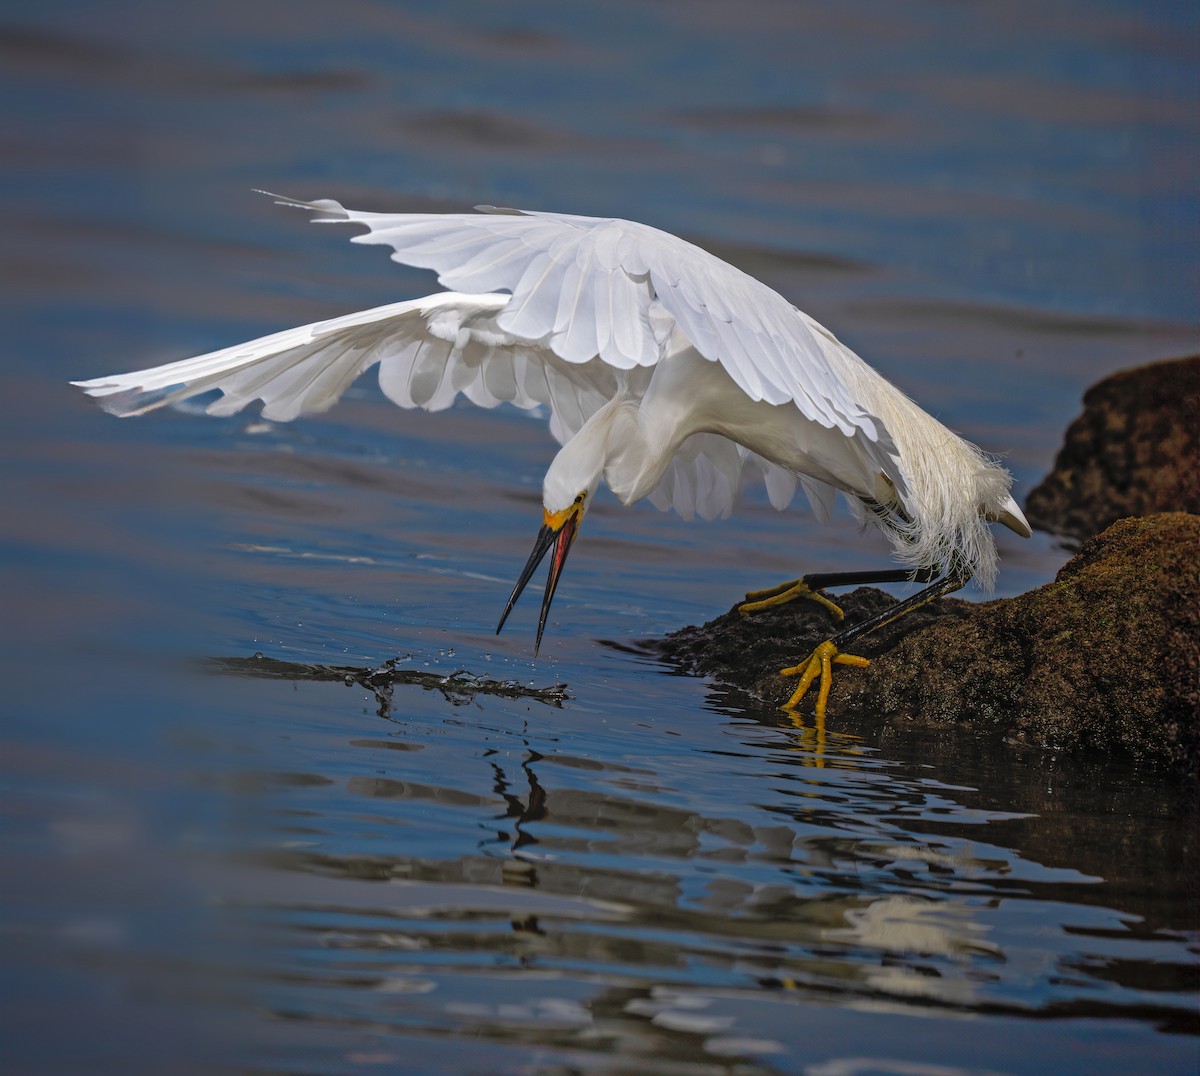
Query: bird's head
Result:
<box><xmin>496</xmin><ymin>488</ymin><xmax>590</xmax><ymax>653</ymax></box>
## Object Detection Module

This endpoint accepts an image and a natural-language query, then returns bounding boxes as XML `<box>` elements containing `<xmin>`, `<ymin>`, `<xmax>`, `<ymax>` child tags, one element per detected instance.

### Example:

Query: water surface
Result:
<box><xmin>2</xmin><ymin>1</ymin><xmax>1197</xmax><ymax>1072</ymax></box>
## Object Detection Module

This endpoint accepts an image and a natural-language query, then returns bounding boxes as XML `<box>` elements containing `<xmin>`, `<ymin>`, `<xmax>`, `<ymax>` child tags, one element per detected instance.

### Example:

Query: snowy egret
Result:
<box><xmin>73</xmin><ymin>193</ymin><xmax>1031</xmax><ymax>717</ymax></box>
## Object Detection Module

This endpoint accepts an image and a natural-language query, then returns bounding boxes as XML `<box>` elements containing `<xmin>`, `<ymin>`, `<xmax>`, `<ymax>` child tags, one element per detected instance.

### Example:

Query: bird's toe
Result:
<box><xmin>738</xmin><ymin>580</ymin><xmax>845</xmax><ymax>620</ymax></box>
<box><xmin>779</xmin><ymin>640</ymin><xmax>869</xmax><ymax>718</ymax></box>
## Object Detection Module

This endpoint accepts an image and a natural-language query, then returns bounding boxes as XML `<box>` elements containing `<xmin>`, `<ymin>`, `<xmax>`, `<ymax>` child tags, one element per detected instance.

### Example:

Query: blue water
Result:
<box><xmin>2</xmin><ymin>2</ymin><xmax>1197</xmax><ymax>1072</ymax></box>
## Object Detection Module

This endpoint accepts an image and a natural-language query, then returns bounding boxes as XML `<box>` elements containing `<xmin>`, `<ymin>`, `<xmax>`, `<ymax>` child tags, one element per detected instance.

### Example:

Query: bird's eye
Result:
<box><xmin>574</xmin><ymin>493</ymin><xmax>585</xmax><ymax>505</ymax></box>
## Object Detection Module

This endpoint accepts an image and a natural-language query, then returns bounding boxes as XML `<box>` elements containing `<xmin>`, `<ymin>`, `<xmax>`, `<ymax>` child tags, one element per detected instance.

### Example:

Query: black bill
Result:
<box><xmin>496</xmin><ymin>513</ymin><xmax>581</xmax><ymax>654</ymax></box>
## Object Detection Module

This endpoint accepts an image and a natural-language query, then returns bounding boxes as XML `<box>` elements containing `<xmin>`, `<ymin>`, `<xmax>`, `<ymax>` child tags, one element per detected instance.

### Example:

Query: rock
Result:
<box><xmin>657</xmin><ymin>585</ymin><xmax>971</xmax><ymax>699</ymax></box>
<box><xmin>1025</xmin><ymin>355</ymin><xmax>1200</xmax><ymax>543</ymax></box>
<box><xmin>655</xmin><ymin>514</ymin><xmax>1200</xmax><ymax>771</ymax></box>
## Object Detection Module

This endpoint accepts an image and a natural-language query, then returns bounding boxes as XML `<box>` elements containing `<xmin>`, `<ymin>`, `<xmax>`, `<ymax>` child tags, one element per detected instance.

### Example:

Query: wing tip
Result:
<box><xmin>71</xmin><ymin>376</ymin><xmax>127</xmax><ymax>399</ymax></box>
<box><xmin>72</xmin><ymin>387</ymin><xmax>159</xmax><ymax>418</ymax></box>
<box><xmin>254</xmin><ymin>189</ymin><xmax>349</xmax><ymax>220</ymax></box>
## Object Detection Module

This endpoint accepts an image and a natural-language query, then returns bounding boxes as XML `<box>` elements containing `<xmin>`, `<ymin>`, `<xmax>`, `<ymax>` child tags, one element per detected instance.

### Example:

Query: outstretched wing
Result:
<box><xmin>75</xmin><ymin>195</ymin><xmax>891</xmax><ymax>522</ymax></box>
<box><xmin>72</xmin><ymin>291</ymin><xmax>619</xmax><ymax>445</ymax></box>
<box><xmin>268</xmin><ymin>194</ymin><xmax>883</xmax><ymax>442</ymax></box>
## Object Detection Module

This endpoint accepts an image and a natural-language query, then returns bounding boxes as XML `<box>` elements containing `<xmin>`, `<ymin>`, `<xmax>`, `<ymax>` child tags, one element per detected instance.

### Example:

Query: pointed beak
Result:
<box><xmin>496</xmin><ymin>509</ymin><xmax>582</xmax><ymax>654</ymax></box>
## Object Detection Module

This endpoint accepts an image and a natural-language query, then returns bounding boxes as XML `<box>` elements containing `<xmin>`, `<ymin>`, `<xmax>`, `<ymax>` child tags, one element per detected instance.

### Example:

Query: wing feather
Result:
<box><xmin>641</xmin><ymin>437</ymin><xmax>848</xmax><ymax>523</ymax></box>
<box><xmin>76</xmin><ymin>196</ymin><xmax>904</xmax><ymax>526</ymax></box>
<box><xmin>73</xmin><ymin>292</ymin><xmax>617</xmax><ymax>444</ymax></box>
<box><xmin>269</xmin><ymin>194</ymin><xmax>880</xmax><ymax>441</ymax></box>
<box><xmin>559</xmin><ymin>248</ymin><xmax>602</xmax><ymax>364</ymax></box>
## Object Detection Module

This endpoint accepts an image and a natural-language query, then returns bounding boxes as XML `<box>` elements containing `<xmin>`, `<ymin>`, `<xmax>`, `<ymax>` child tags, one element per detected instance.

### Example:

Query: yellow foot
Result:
<box><xmin>738</xmin><ymin>579</ymin><xmax>845</xmax><ymax>620</ymax></box>
<box><xmin>779</xmin><ymin>640</ymin><xmax>870</xmax><ymax>719</ymax></box>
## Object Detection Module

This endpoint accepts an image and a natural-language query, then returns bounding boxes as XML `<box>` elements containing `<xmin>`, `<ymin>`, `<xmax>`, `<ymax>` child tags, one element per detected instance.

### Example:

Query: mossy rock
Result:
<box><xmin>656</xmin><ymin>514</ymin><xmax>1199</xmax><ymax>772</ymax></box>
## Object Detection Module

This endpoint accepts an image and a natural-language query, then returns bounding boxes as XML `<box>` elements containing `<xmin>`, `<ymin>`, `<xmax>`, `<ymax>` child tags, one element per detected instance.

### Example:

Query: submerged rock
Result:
<box><xmin>656</xmin><ymin>514</ymin><xmax>1199</xmax><ymax>771</ymax></box>
<box><xmin>1025</xmin><ymin>354</ymin><xmax>1200</xmax><ymax>543</ymax></box>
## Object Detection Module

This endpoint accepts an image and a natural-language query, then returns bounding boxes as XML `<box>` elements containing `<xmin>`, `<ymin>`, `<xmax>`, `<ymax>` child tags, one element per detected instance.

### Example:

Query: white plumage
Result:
<box><xmin>74</xmin><ymin>193</ymin><xmax>1031</xmax><ymax>704</ymax></box>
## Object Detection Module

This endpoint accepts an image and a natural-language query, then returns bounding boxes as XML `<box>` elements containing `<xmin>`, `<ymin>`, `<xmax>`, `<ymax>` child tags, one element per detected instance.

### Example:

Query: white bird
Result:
<box><xmin>73</xmin><ymin>193</ymin><xmax>1031</xmax><ymax>717</ymax></box>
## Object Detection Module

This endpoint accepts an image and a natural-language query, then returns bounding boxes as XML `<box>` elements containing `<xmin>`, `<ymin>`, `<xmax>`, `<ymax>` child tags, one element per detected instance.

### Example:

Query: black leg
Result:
<box><xmin>831</xmin><ymin>561</ymin><xmax>971</xmax><ymax>649</ymax></box>
<box><xmin>800</xmin><ymin>566</ymin><xmax>941</xmax><ymax>591</ymax></box>
<box><xmin>779</xmin><ymin>559</ymin><xmax>972</xmax><ymax>717</ymax></box>
<box><xmin>740</xmin><ymin>565</ymin><xmax>943</xmax><ymax>619</ymax></box>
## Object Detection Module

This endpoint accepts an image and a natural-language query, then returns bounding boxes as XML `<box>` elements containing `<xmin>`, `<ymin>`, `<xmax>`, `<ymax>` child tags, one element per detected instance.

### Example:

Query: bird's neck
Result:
<box><xmin>599</xmin><ymin>398</ymin><xmax>677</xmax><ymax>506</ymax></box>
<box><xmin>544</xmin><ymin>397</ymin><xmax>675</xmax><ymax>511</ymax></box>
